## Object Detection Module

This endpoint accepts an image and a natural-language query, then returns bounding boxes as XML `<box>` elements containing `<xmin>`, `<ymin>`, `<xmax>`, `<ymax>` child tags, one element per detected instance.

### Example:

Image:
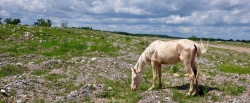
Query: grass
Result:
<box><xmin>31</xmin><ymin>69</ymin><xmax>49</xmax><ymax>76</ymax></box>
<box><xmin>219</xmin><ymin>64</ymin><xmax>250</xmax><ymax>74</ymax></box>
<box><xmin>0</xmin><ymin>64</ymin><xmax>29</xmax><ymax>78</ymax></box>
<box><xmin>1</xmin><ymin>24</ymin><xmax>250</xmax><ymax>102</ymax></box>
<box><xmin>218</xmin><ymin>84</ymin><xmax>245</xmax><ymax>95</ymax></box>
<box><xmin>0</xmin><ymin>24</ymin><xmax>121</xmax><ymax>58</ymax></box>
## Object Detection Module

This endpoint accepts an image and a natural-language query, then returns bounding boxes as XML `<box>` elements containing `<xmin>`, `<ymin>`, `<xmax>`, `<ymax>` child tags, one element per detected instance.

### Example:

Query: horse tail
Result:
<box><xmin>193</xmin><ymin>41</ymin><xmax>207</xmax><ymax>79</ymax></box>
<box><xmin>192</xmin><ymin>45</ymin><xmax>198</xmax><ymax>78</ymax></box>
<box><xmin>194</xmin><ymin>41</ymin><xmax>207</xmax><ymax>58</ymax></box>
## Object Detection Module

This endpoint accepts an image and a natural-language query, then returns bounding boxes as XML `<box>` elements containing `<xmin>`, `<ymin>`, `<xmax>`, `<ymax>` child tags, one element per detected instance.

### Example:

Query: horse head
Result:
<box><xmin>131</xmin><ymin>68</ymin><xmax>142</xmax><ymax>90</ymax></box>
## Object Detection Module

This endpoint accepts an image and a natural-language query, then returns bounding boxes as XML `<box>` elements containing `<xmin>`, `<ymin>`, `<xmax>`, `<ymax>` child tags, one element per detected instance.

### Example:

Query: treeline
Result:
<box><xmin>107</xmin><ymin>31</ymin><xmax>250</xmax><ymax>43</ymax></box>
<box><xmin>106</xmin><ymin>31</ymin><xmax>183</xmax><ymax>39</ymax></box>
<box><xmin>70</xmin><ymin>27</ymin><xmax>93</xmax><ymax>30</ymax></box>
<box><xmin>0</xmin><ymin>17</ymin><xmax>52</xmax><ymax>27</ymax></box>
<box><xmin>188</xmin><ymin>35</ymin><xmax>250</xmax><ymax>43</ymax></box>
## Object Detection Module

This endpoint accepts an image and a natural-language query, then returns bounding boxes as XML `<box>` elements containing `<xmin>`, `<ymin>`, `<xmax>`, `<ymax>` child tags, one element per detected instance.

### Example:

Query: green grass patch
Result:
<box><xmin>0</xmin><ymin>64</ymin><xmax>29</xmax><ymax>78</ymax></box>
<box><xmin>31</xmin><ymin>69</ymin><xmax>49</xmax><ymax>76</ymax></box>
<box><xmin>219</xmin><ymin>64</ymin><xmax>250</xmax><ymax>74</ymax></box>
<box><xmin>218</xmin><ymin>84</ymin><xmax>245</xmax><ymax>95</ymax></box>
<box><xmin>44</xmin><ymin>74</ymin><xmax>67</xmax><ymax>82</ymax></box>
<box><xmin>95</xmin><ymin>78</ymin><xmax>146</xmax><ymax>102</ymax></box>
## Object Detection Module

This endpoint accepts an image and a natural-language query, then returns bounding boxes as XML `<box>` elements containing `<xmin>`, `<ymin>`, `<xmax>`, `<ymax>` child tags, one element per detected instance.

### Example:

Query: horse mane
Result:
<box><xmin>134</xmin><ymin>51</ymin><xmax>147</xmax><ymax>73</ymax></box>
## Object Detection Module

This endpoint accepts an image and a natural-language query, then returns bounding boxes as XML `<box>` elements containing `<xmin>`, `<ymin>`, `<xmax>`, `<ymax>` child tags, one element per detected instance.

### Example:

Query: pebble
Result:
<box><xmin>28</xmin><ymin>62</ymin><xmax>34</xmax><ymax>65</ymax></box>
<box><xmin>173</xmin><ymin>73</ymin><xmax>180</xmax><ymax>77</ymax></box>
<box><xmin>80</xmin><ymin>60</ymin><xmax>85</xmax><ymax>63</ymax></box>
<box><xmin>7</xmin><ymin>87</ymin><xmax>11</xmax><ymax>92</ymax></box>
<box><xmin>108</xmin><ymin>87</ymin><xmax>113</xmax><ymax>91</ymax></box>
<box><xmin>164</xmin><ymin>97</ymin><xmax>170</xmax><ymax>102</ymax></box>
<box><xmin>68</xmin><ymin>90</ymin><xmax>77</xmax><ymax>97</ymax></box>
<box><xmin>1</xmin><ymin>89</ymin><xmax>6</xmax><ymax>93</ymax></box>
<box><xmin>91</xmin><ymin>57</ymin><xmax>97</xmax><ymax>61</ymax></box>
<box><xmin>16</xmin><ymin>62</ymin><xmax>23</xmax><ymax>66</ymax></box>
<box><xmin>87</xmin><ymin>84</ymin><xmax>93</xmax><ymax>87</ymax></box>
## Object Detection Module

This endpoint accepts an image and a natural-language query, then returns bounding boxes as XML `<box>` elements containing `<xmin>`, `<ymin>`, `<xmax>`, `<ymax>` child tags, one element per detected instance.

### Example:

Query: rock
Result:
<box><xmin>87</xmin><ymin>84</ymin><xmax>93</xmax><ymax>87</ymax></box>
<box><xmin>24</xmin><ymin>32</ymin><xmax>30</xmax><ymax>37</ymax></box>
<box><xmin>16</xmin><ymin>100</ymin><xmax>22</xmax><ymax>103</ymax></box>
<box><xmin>80</xmin><ymin>60</ymin><xmax>85</xmax><ymax>63</ymax></box>
<box><xmin>164</xmin><ymin>97</ymin><xmax>170</xmax><ymax>102</ymax></box>
<box><xmin>16</xmin><ymin>62</ymin><xmax>23</xmax><ymax>66</ymax></box>
<box><xmin>6</xmin><ymin>87</ymin><xmax>11</xmax><ymax>92</ymax></box>
<box><xmin>28</xmin><ymin>62</ymin><xmax>34</xmax><ymax>65</ymax></box>
<box><xmin>108</xmin><ymin>87</ymin><xmax>113</xmax><ymax>91</ymax></box>
<box><xmin>50</xmin><ymin>69</ymin><xmax>64</xmax><ymax>74</ymax></box>
<box><xmin>91</xmin><ymin>57</ymin><xmax>97</xmax><ymax>61</ymax></box>
<box><xmin>173</xmin><ymin>73</ymin><xmax>180</xmax><ymax>77</ymax></box>
<box><xmin>0</xmin><ymin>89</ymin><xmax>5</xmax><ymax>93</ymax></box>
<box><xmin>67</xmin><ymin>90</ymin><xmax>78</xmax><ymax>98</ymax></box>
<box><xmin>232</xmin><ymin>98</ymin><xmax>238</xmax><ymax>103</ymax></box>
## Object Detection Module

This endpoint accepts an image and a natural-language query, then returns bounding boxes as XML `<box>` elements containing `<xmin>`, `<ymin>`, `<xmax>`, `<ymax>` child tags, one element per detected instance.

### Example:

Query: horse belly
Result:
<box><xmin>158</xmin><ymin>51</ymin><xmax>180</xmax><ymax>64</ymax></box>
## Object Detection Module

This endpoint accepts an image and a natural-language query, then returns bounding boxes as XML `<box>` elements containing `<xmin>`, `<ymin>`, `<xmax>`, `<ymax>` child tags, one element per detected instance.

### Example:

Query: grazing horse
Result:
<box><xmin>131</xmin><ymin>39</ymin><xmax>207</xmax><ymax>95</ymax></box>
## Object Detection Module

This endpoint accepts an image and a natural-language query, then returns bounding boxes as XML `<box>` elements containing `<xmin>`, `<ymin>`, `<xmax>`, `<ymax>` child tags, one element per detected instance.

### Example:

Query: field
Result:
<box><xmin>0</xmin><ymin>24</ymin><xmax>250</xmax><ymax>103</ymax></box>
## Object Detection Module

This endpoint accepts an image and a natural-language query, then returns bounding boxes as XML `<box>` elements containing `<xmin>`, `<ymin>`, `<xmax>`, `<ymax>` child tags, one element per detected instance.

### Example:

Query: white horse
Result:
<box><xmin>131</xmin><ymin>39</ymin><xmax>207</xmax><ymax>95</ymax></box>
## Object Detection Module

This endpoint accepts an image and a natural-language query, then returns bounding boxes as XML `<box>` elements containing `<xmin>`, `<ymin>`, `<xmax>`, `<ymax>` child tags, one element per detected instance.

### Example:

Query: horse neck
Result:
<box><xmin>134</xmin><ymin>52</ymin><xmax>147</xmax><ymax>74</ymax></box>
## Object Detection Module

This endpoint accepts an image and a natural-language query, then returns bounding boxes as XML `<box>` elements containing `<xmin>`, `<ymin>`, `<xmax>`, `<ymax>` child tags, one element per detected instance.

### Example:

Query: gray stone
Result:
<box><xmin>108</xmin><ymin>87</ymin><xmax>113</xmax><ymax>91</ymax></box>
<box><xmin>16</xmin><ymin>62</ymin><xmax>23</xmax><ymax>66</ymax></box>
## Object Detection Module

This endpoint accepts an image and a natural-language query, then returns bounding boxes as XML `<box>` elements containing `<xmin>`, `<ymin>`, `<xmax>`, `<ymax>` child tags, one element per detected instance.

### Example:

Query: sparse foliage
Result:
<box><xmin>61</xmin><ymin>22</ymin><xmax>67</xmax><ymax>28</ymax></box>
<box><xmin>4</xmin><ymin>18</ymin><xmax>21</xmax><ymax>25</ymax></box>
<box><xmin>33</xmin><ymin>18</ymin><xmax>52</xmax><ymax>27</ymax></box>
<box><xmin>188</xmin><ymin>35</ymin><xmax>198</xmax><ymax>41</ymax></box>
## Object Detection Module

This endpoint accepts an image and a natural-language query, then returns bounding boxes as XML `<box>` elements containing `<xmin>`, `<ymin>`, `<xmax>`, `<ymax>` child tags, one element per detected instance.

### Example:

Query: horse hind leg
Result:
<box><xmin>184</xmin><ymin>62</ymin><xmax>195</xmax><ymax>95</ymax></box>
<box><xmin>191</xmin><ymin>61</ymin><xmax>199</xmax><ymax>95</ymax></box>
<box><xmin>158</xmin><ymin>64</ymin><xmax>162</xmax><ymax>89</ymax></box>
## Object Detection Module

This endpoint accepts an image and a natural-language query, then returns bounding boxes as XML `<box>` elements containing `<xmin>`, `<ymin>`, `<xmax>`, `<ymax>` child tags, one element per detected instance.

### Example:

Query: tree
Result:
<box><xmin>33</xmin><ymin>18</ymin><xmax>52</xmax><ymax>27</ymax></box>
<box><xmin>61</xmin><ymin>22</ymin><xmax>67</xmax><ymax>28</ymax></box>
<box><xmin>188</xmin><ymin>35</ymin><xmax>198</xmax><ymax>41</ymax></box>
<box><xmin>4</xmin><ymin>18</ymin><xmax>21</xmax><ymax>25</ymax></box>
<box><xmin>0</xmin><ymin>18</ymin><xmax>2</xmax><ymax>24</ymax></box>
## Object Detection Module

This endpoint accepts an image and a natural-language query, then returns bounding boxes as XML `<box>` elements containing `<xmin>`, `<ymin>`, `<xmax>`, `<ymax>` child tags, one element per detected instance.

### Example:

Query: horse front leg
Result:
<box><xmin>148</xmin><ymin>62</ymin><xmax>157</xmax><ymax>90</ymax></box>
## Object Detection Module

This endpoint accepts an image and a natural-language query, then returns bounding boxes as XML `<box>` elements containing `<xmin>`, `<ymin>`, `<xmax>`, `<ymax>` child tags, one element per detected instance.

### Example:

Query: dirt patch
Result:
<box><xmin>210</xmin><ymin>44</ymin><xmax>250</xmax><ymax>54</ymax></box>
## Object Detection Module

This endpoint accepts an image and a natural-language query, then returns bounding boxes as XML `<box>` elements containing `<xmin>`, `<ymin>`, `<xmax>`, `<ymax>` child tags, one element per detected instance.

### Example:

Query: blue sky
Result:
<box><xmin>0</xmin><ymin>0</ymin><xmax>250</xmax><ymax>40</ymax></box>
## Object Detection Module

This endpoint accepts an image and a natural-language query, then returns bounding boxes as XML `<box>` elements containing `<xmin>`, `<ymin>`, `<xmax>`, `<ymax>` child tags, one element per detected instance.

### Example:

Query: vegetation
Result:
<box><xmin>0</xmin><ymin>64</ymin><xmax>29</xmax><ymax>78</ymax></box>
<box><xmin>219</xmin><ymin>64</ymin><xmax>250</xmax><ymax>74</ymax></box>
<box><xmin>0</xmin><ymin>22</ymin><xmax>250</xmax><ymax>102</ymax></box>
<box><xmin>3</xmin><ymin>18</ymin><xmax>21</xmax><ymax>25</ymax></box>
<box><xmin>33</xmin><ymin>18</ymin><xmax>52</xmax><ymax>27</ymax></box>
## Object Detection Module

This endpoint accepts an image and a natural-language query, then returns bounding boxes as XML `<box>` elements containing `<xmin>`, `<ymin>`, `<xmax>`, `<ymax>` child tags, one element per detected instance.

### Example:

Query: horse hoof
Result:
<box><xmin>192</xmin><ymin>91</ymin><xmax>197</xmax><ymax>96</ymax></box>
<box><xmin>186</xmin><ymin>92</ymin><xmax>191</xmax><ymax>96</ymax></box>
<box><xmin>148</xmin><ymin>87</ymin><xmax>155</xmax><ymax>90</ymax></box>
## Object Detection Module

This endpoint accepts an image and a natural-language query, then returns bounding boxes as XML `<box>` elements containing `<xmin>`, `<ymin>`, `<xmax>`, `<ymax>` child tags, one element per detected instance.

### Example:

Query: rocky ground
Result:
<box><xmin>1</xmin><ymin>44</ymin><xmax>250</xmax><ymax>103</ymax></box>
<box><xmin>0</xmin><ymin>24</ymin><xmax>250</xmax><ymax>102</ymax></box>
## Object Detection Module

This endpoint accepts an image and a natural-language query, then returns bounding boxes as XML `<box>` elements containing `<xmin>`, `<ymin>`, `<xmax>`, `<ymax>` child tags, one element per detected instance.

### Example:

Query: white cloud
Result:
<box><xmin>0</xmin><ymin>10</ymin><xmax>10</xmax><ymax>17</ymax></box>
<box><xmin>0</xmin><ymin>0</ymin><xmax>250</xmax><ymax>40</ymax></box>
<box><xmin>114</xmin><ymin>0</ymin><xmax>150</xmax><ymax>15</ymax></box>
<box><xmin>166</xmin><ymin>15</ymin><xmax>188</xmax><ymax>24</ymax></box>
<box><xmin>178</xmin><ymin>26</ymin><xmax>191</xmax><ymax>33</ymax></box>
<box><xmin>240</xmin><ymin>12</ymin><xmax>250</xmax><ymax>24</ymax></box>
